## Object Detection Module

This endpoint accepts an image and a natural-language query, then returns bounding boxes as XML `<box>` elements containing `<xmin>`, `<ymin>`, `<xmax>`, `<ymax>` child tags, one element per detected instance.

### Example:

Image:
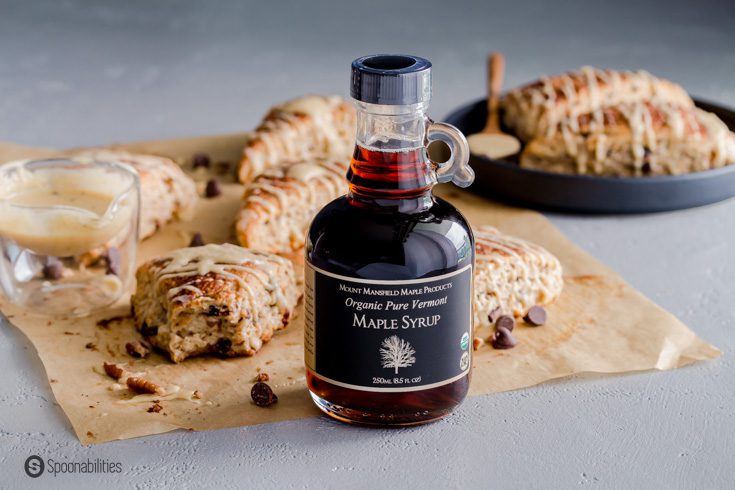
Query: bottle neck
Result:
<box><xmin>347</xmin><ymin>101</ymin><xmax>436</xmax><ymax>212</ymax></box>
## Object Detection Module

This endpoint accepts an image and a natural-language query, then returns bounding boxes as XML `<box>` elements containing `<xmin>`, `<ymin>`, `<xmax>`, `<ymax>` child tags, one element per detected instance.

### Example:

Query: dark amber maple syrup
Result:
<box><xmin>305</xmin><ymin>143</ymin><xmax>473</xmax><ymax>425</ymax></box>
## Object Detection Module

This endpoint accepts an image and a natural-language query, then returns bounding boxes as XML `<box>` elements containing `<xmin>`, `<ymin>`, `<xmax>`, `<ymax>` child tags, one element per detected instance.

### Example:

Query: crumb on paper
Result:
<box><xmin>127</xmin><ymin>377</ymin><xmax>164</xmax><ymax>395</ymax></box>
<box><xmin>96</xmin><ymin>315</ymin><xmax>129</xmax><ymax>329</ymax></box>
<box><xmin>125</xmin><ymin>341</ymin><xmax>150</xmax><ymax>358</ymax></box>
<box><xmin>193</xmin><ymin>390</ymin><xmax>203</xmax><ymax>400</ymax></box>
<box><xmin>85</xmin><ymin>342</ymin><xmax>97</xmax><ymax>351</ymax></box>
<box><xmin>103</xmin><ymin>362</ymin><xmax>124</xmax><ymax>380</ymax></box>
<box><xmin>473</xmin><ymin>337</ymin><xmax>484</xmax><ymax>350</ymax></box>
<box><xmin>147</xmin><ymin>401</ymin><xmax>163</xmax><ymax>413</ymax></box>
<box><xmin>254</xmin><ymin>372</ymin><xmax>270</xmax><ymax>382</ymax></box>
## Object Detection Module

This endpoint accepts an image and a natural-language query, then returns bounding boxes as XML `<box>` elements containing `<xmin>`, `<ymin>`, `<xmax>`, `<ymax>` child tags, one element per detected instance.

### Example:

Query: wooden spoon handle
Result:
<box><xmin>485</xmin><ymin>52</ymin><xmax>504</xmax><ymax>133</ymax></box>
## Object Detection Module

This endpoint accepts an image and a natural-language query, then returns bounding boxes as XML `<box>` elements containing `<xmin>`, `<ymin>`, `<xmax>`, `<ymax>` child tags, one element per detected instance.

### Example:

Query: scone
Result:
<box><xmin>75</xmin><ymin>149</ymin><xmax>197</xmax><ymax>239</ymax></box>
<box><xmin>474</xmin><ymin>226</ymin><xmax>563</xmax><ymax>327</ymax></box>
<box><xmin>235</xmin><ymin>159</ymin><xmax>348</xmax><ymax>256</ymax></box>
<box><xmin>502</xmin><ymin>67</ymin><xmax>693</xmax><ymax>142</ymax></box>
<box><xmin>130</xmin><ymin>243</ymin><xmax>299</xmax><ymax>363</ymax></box>
<box><xmin>521</xmin><ymin>101</ymin><xmax>735</xmax><ymax>176</ymax></box>
<box><xmin>238</xmin><ymin>95</ymin><xmax>356</xmax><ymax>183</ymax></box>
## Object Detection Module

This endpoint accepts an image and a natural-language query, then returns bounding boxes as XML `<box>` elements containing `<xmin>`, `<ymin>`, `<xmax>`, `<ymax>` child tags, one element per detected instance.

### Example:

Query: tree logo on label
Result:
<box><xmin>380</xmin><ymin>335</ymin><xmax>416</xmax><ymax>373</ymax></box>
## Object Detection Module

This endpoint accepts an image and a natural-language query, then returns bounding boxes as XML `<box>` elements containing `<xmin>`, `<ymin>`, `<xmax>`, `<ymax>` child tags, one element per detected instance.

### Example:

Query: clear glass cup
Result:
<box><xmin>0</xmin><ymin>157</ymin><xmax>140</xmax><ymax>316</ymax></box>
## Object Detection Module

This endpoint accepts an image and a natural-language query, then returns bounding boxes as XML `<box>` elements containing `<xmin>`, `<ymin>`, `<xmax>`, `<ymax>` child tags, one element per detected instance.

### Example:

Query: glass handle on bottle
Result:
<box><xmin>426</xmin><ymin>121</ymin><xmax>475</xmax><ymax>188</ymax></box>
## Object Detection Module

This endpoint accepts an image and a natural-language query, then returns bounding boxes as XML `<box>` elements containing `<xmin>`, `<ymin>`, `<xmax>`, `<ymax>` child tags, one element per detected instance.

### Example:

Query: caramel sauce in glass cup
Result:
<box><xmin>0</xmin><ymin>157</ymin><xmax>140</xmax><ymax>317</ymax></box>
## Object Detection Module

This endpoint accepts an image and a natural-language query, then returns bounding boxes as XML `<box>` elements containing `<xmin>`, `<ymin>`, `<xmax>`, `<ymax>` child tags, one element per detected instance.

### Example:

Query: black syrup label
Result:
<box><xmin>304</xmin><ymin>262</ymin><xmax>472</xmax><ymax>392</ymax></box>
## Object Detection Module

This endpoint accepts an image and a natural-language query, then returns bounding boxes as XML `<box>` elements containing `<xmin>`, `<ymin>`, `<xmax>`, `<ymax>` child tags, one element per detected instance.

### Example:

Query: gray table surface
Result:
<box><xmin>1</xmin><ymin>0</ymin><xmax>734</xmax><ymax>488</ymax></box>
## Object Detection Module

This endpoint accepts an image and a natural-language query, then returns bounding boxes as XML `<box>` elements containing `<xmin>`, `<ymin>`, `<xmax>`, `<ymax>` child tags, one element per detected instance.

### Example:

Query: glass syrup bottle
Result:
<box><xmin>304</xmin><ymin>54</ymin><xmax>475</xmax><ymax>425</ymax></box>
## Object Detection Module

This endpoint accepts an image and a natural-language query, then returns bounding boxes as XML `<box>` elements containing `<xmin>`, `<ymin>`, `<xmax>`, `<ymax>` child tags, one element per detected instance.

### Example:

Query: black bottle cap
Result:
<box><xmin>351</xmin><ymin>54</ymin><xmax>432</xmax><ymax>105</ymax></box>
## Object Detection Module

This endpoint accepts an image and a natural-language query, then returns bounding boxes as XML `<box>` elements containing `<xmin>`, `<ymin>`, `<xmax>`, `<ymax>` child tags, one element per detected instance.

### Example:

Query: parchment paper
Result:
<box><xmin>0</xmin><ymin>135</ymin><xmax>720</xmax><ymax>444</ymax></box>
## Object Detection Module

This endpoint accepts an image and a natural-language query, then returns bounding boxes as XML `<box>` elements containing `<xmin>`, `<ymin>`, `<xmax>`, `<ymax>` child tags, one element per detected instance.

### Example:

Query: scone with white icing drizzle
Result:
<box><xmin>502</xmin><ymin>67</ymin><xmax>693</xmax><ymax>142</ymax></box>
<box><xmin>75</xmin><ymin>149</ymin><xmax>197</xmax><ymax>239</ymax></box>
<box><xmin>473</xmin><ymin>226</ymin><xmax>563</xmax><ymax>327</ymax></box>
<box><xmin>522</xmin><ymin>101</ymin><xmax>735</xmax><ymax>176</ymax></box>
<box><xmin>235</xmin><ymin>159</ymin><xmax>348</xmax><ymax>256</ymax></box>
<box><xmin>501</xmin><ymin>67</ymin><xmax>735</xmax><ymax>176</ymax></box>
<box><xmin>238</xmin><ymin>95</ymin><xmax>356</xmax><ymax>183</ymax></box>
<box><xmin>130</xmin><ymin>243</ymin><xmax>299</xmax><ymax>363</ymax></box>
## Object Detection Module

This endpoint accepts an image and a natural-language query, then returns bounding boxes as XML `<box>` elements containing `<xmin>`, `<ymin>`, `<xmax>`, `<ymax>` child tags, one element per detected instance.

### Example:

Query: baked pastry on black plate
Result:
<box><xmin>502</xmin><ymin>67</ymin><xmax>735</xmax><ymax>176</ymax></box>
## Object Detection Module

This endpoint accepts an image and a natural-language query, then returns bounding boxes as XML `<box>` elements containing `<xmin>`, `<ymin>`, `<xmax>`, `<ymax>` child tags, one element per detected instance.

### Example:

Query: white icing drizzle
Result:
<box><xmin>508</xmin><ymin>67</ymin><xmax>692</xmax><ymax>140</ymax></box>
<box><xmin>552</xmin><ymin>100</ymin><xmax>728</xmax><ymax>174</ymax></box>
<box><xmin>286</xmin><ymin>162</ymin><xmax>328</xmax><ymax>181</ymax></box>
<box><xmin>76</xmin><ymin>149</ymin><xmax>189</xmax><ymax>200</ymax></box>
<box><xmin>168</xmin><ymin>284</ymin><xmax>203</xmax><ymax>303</ymax></box>
<box><xmin>154</xmin><ymin>243</ymin><xmax>290</xmax><ymax>308</ymax></box>
<box><xmin>241</xmin><ymin>95</ymin><xmax>353</xmax><ymax>180</ymax></box>
<box><xmin>474</xmin><ymin>227</ymin><xmax>562</xmax><ymax>313</ymax></box>
<box><xmin>256</xmin><ymin>182</ymin><xmax>290</xmax><ymax>208</ymax></box>
<box><xmin>244</xmin><ymin>160</ymin><xmax>346</xmax><ymax>218</ymax></box>
<box><xmin>508</xmin><ymin>66</ymin><xmax>735</xmax><ymax>174</ymax></box>
<box><xmin>277</xmin><ymin>95</ymin><xmax>337</xmax><ymax>117</ymax></box>
<box><xmin>581</xmin><ymin>66</ymin><xmax>601</xmax><ymax>111</ymax></box>
<box><xmin>116</xmin><ymin>385</ymin><xmax>201</xmax><ymax>405</ymax></box>
<box><xmin>248</xmin><ymin>194</ymin><xmax>280</xmax><ymax>215</ymax></box>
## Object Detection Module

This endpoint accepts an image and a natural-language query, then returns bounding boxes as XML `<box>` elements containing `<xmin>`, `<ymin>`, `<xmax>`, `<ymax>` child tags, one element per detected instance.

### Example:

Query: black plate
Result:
<box><xmin>444</xmin><ymin>98</ymin><xmax>735</xmax><ymax>213</ymax></box>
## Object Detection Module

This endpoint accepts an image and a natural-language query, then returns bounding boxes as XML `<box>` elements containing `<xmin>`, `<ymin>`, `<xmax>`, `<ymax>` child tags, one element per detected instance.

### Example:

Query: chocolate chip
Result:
<box><xmin>140</xmin><ymin>322</ymin><xmax>158</xmax><ymax>337</ymax></box>
<box><xmin>641</xmin><ymin>162</ymin><xmax>652</xmax><ymax>174</ymax></box>
<box><xmin>189</xmin><ymin>233</ymin><xmax>205</xmax><ymax>247</ymax></box>
<box><xmin>487</xmin><ymin>307</ymin><xmax>502</xmax><ymax>324</ymax></box>
<box><xmin>251</xmin><ymin>381</ymin><xmax>278</xmax><ymax>407</ymax></box>
<box><xmin>105</xmin><ymin>247</ymin><xmax>121</xmax><ymax>276</ymax></box>
<box><xmin>206</xmin><ymin>305</ymin><xmax>220</xmax><ymax>316</ymax></box>
<box><xmin>495</xmin><ymin>315</ymin><xmax>515</xmax><ymax>332</ymax></box>
<box><xmin>42</xmin><ymin>257</ymin><xmax>64</xmax><ymax>280</ymax></box>
<box><xmin>192</xmin><ymin>152</ymin><xmax>211</xmax><ymax>169</ymax></box>
<box><xmin>491</xmin><ymin>327</ymin><xmax>517</xmax><ymax>350</ymax></box>
<box><xmin>523</xmin><ymin>306</ymin><xmax>547</xmax><ymax>326</ymax></box>
<box><xmin>126</xmin><ymin>340</ymin><xmax>150</xmax><ymax>358</ymax></box>
<box><xmin>215</xmin><ymin>337</ymin><xmax>232</xmax><ymax>355</ymax></box>
<box><xmin>205</xmin><ymin>179</ymin><xmax>222</xmax><ymax>198</ymax></box>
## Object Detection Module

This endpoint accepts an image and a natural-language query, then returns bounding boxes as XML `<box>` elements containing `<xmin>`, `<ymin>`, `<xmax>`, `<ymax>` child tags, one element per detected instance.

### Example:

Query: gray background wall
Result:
<box><xmin>1</xmin><ymin>0</ymin><xmax>734</xmax><ymax>488</ymax></box>
<box><xmin>1</xmin><ymin>0</ymin><xmax>733</xmax><ymax>147</ymax></box>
